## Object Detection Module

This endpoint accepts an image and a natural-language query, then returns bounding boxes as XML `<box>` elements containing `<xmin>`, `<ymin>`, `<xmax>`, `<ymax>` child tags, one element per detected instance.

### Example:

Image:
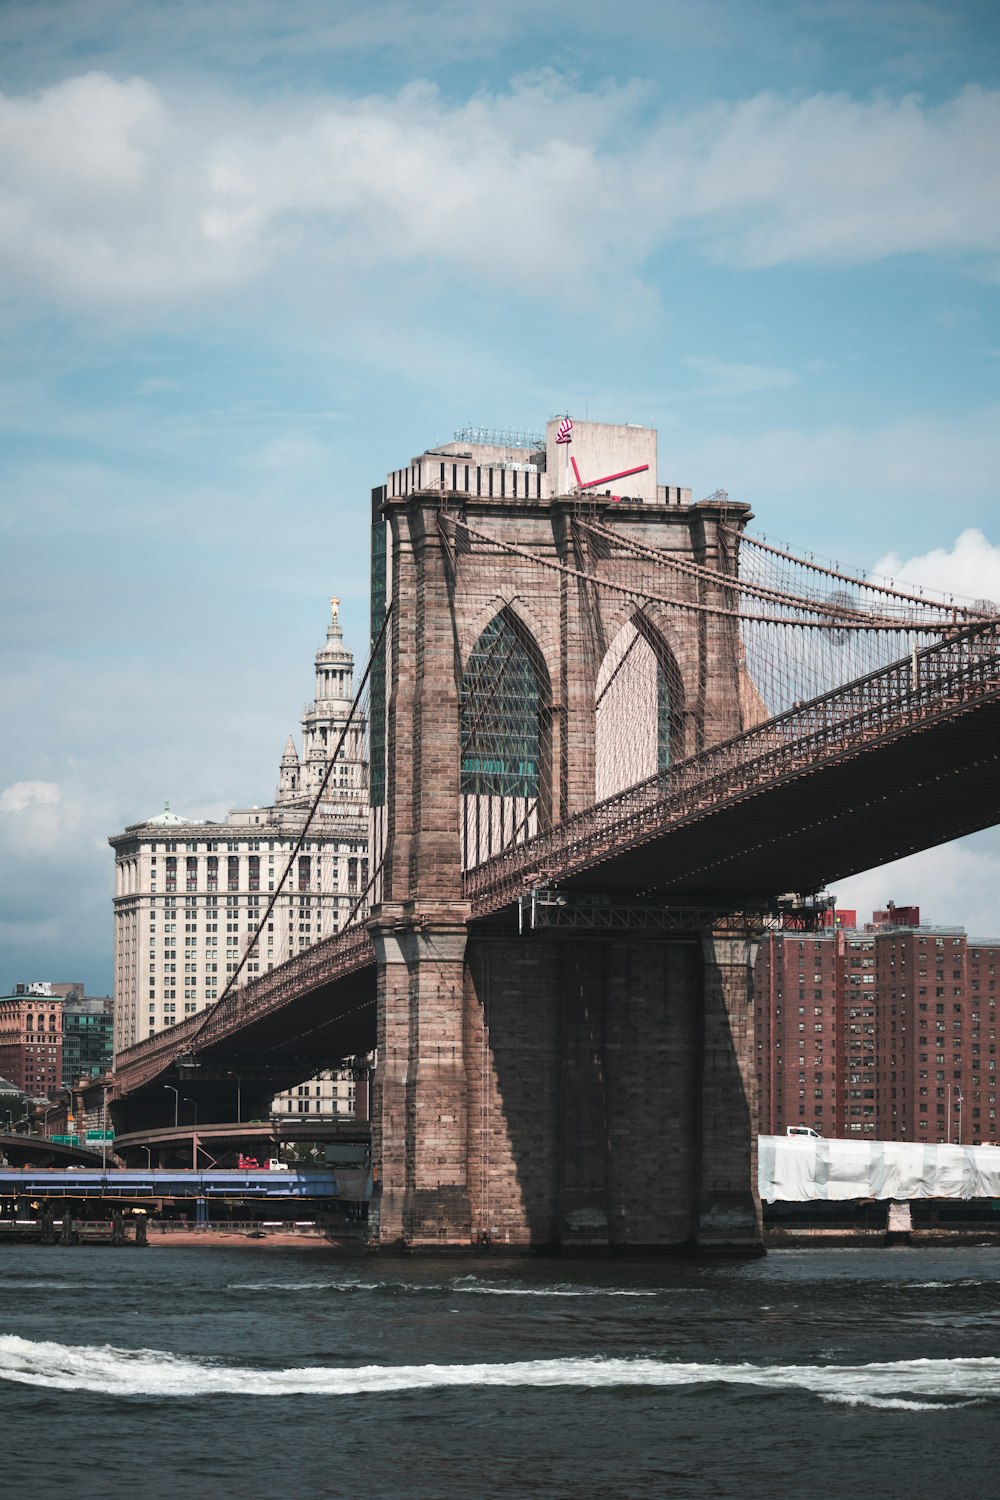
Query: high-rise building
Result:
<box><xmin>755</xmin><ymin>928</ymin><xmax>843</xmax><ymax>1137</ymax></box>
<box><xmin>61</xmin><ymin>995</ymin><xmax>114</xmax><ymax>1087</ymax></box>
<box><xmin>870</xmin><ymin>923</ymin><xmax>998</xmax><ymax>1143</ymax></box>
<box><xmin>755</xmin><ymin>907</ymin><xmax>1000</xmax><ymax>1143</ymax></box>
<box><xmin>109</xmin><ymin>600</ymin><xmax>368</xmax><ymax>1116</ymax></box>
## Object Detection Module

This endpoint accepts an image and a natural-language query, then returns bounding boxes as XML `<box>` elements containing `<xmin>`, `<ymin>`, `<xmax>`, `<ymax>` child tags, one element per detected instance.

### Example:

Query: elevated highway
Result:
<box><xmin>0</xmin><ymin>1166</ymin><xmax>366</xmax><ymax>1202</ymax></box>
<box><xmin>113</xmin><ymin>1116</ymin><xmax>370</xmax><ymax>1167</ymax></box>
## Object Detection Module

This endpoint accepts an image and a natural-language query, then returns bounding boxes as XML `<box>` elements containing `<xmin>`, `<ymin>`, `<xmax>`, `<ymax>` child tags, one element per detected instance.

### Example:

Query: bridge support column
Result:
<box><xmin>464</xmin><ymin>935</ymin><xmax>707</xmax><ymax>1253</ymax></box>
<box><xmin>557</xmin><ymin>949</ymin><xmax>611</xmax><ymax>1249</ymax></box>
<box><xmin>697</xmin><ymin>931</ymin><xmax>763</xmax><ymax>1255</ymax></box>
<box><xmin>372</xmin><ymin>923</ymin><xmax>472</xmax><ymax>1251</ymax></box>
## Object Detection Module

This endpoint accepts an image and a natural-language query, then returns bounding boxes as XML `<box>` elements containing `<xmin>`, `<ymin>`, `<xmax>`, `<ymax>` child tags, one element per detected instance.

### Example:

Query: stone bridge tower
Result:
<box><xmin>368</xmin><ymin>419</ymin><xmax>763</xmax><ymax>1254</ymax></box>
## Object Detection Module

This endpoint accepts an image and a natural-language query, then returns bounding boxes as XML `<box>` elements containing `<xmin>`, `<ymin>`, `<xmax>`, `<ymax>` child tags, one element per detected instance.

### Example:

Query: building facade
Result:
<box><xmin>13</xmin><ymin>982</ymin><xmax>113</xmax><ymax>1088</ymax></box>
<box><xmin>0</xmin><ymin>992</ymin><xmax>63</xmax><ymax>1097</ymax></box>
<box><xmin>755</xmin><ymin>908</ymin><xmax>1000</xmax><ymax>1144</ymax></box>
<box><xmin>109</xmin><ymin>600</ymin><xmax>369</xmax><ymax>1117</ymax></box>
<box><xmin>61</xmin><ymin>996</ymin><xmax>114</xmax><ymax>1087</ymax></box>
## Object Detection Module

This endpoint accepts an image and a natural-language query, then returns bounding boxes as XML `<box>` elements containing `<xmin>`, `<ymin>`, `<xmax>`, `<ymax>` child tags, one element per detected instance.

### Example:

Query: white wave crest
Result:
<box><xmin>1</xmin><ymin>1280</ymin><xmax>82</xmax><ymax>1291</ymax></box>
<box><xmin>1</xmin><ymin>1338</ymin><xmax>997</xmax><ymax>1406</ymax></box>
<box><xmin>227</xmin><ymin>1280</ymin><xmax>388</xmax><ymax>1293</ymax></box>
<box><xmin>452</xmin><ymin>1279</ymin><xmax>659</xmax><ymax>1298</ymax></box>
<box><xmin>910</xmin><ymin>1280</ymin><xmax>992</xmax><ymax>1290</ymax></box>
<box><xmin>824</xmin><ymin>1393</ymin><xmax>980</xmax><ymax>1411</ymax></box>
<box><xmin>226</xmin><ymin>1278</ymin><xmax>658</xmax><ymax>1298</ymax></box>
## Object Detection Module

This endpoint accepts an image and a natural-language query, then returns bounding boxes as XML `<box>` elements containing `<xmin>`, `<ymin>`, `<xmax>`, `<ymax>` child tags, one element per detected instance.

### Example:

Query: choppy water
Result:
<box><xmin>4</xmin><ymin>1245</ymin><xmax>1000</xmax><ymax>1497</ymax></box>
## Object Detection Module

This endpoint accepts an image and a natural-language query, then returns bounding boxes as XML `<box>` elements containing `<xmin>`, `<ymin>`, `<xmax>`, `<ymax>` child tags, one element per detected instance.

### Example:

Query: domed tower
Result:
<box><xmin>271</xmin><ymin>598</ymin><xmax>368</xmax><ymax>809</ymax></box>
<box><xmin>299</xmin><ymin>598</ymin><xmax>367</xmax><ymax>805</ymax></box>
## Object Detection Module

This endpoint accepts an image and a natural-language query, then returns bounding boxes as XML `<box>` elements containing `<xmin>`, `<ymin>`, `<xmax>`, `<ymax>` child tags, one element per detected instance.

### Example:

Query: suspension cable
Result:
<box><xmin>181</xmin><ymin>605</ymin><xmax>392</xmax><ymax>1050</ymax></box>
<box><xmin>443</xmin><ymin>514</ymin><xmax>950</xmax><ymax>633</ymax></box>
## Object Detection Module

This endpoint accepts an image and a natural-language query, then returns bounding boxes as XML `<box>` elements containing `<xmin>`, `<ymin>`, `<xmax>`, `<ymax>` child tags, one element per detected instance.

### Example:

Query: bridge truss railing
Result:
<box><xmin>465</xmin><ymin>621</ymin><xmax>1000</xmax><ymax>914</ymax></box>
<box><xmin>114</xmin><ymin>926</ymin><xmax>376</xmax><ymax>1093</ymax></box>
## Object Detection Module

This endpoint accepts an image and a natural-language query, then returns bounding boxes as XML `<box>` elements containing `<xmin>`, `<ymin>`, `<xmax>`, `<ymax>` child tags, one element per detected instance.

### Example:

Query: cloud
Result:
<box><xmin>669</xmin><ymin>86</ymin><xmax>1000</xmax><ymax>269</ymax></box>
<box><xmin>686</xmin><ymin>357</ymin><xmax>799</xmax><ymax>397</ymax></box>
<box><xmin>1</xmin><ymin>72</ymin><xmax>998</xmax><ymax>318</ymax></box>
<box><xmin>678</xmin><ymin>407</ymin><xmax>1000</xmax><ymax>527</ymax></box>
<box><xmin>0</xmin><ymin>780</ymin><xmax>61</xmax><ymax>814</ymax></box>
<box><xmin>871</xmin><ymin>529</ymin><xmax>1000</xmax><ymax>608</ymax></box>
<box><xmin>0</xmin><ymin>70</ymin><xmax>644</xmax><ymax>311</ymax></box>
<box><xmin>835</xmin><ymin>831</ymin><xmax>1000</xmax><ymax>941</ymax></box>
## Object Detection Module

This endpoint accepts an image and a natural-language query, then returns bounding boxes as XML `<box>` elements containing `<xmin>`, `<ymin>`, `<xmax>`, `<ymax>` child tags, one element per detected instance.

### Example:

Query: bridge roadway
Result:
<box><xmin>114</xmin><ymin>622</ymin><xmax>1000</xmax><ymax>1107</ymax></box>
<box><xmin>113</xmin><ymin>1116</ymin><xmax>370</xmax><ymax>1167</ymax></box>
<box><xmin>0</xmin><ymin>1133</ymin><xmax>108</xmax><ymax>1168</ymax></box>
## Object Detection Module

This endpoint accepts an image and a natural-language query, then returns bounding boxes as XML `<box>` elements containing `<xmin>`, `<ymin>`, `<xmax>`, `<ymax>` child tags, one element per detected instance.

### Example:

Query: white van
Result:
<box><xmin>785</xmin><ymin>1125</ymin><xmax>822</xmax><ymax>1139</ymax></box>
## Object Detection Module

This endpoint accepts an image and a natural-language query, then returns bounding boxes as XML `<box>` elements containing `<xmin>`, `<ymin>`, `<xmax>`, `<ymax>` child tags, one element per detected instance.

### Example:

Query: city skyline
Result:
<box><xmin>1</xmin><ymin>0</ymin><xmax>999</xmax><ymax>989</ymax></box>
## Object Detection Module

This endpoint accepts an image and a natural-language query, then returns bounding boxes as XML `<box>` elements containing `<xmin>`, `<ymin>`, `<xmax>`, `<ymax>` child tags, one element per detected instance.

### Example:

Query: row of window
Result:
<box><xmin>153</xmin><ymin>839</ymin><xmax>364</xmax><ymax>853</ymax></box>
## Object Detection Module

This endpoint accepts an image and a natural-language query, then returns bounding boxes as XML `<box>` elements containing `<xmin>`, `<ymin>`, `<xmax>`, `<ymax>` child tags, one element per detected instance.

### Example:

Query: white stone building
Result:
<box><xmin>109</xmin><ymin>600</ymin><xmax>368</xmax><ymax>1117</ymax></box>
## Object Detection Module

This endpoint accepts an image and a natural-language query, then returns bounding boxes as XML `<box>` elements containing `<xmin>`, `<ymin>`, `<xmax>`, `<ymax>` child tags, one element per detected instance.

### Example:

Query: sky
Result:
<box><xmin>1</xmin><ymin>0</ymin><xmax>999</xmax><ymax>992</ymax></box>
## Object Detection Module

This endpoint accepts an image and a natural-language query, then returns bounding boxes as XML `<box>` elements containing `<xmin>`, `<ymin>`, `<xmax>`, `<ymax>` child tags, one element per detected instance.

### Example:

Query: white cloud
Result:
<box><xmin>871</xmin><ymin>529</ymin><xmax>1000</xmax><ymax>608</ymax></box>
<box><xmin>686</xmin><ymin>356</ymin><xmax>799</xmax><ymax>397</ymax></box>
<box><xmin>680</xmin><ymin>407</ymin><xmax>1000</xmax><ymax>519</ymax></box>
<box><xmin>670</xmin><ymin>86</ymin><xmax>1000</xmax><ymax>269</ymax></box>
<box><xmin>835</xmin><ymin>832</ymin><xmax>1000</xmax><ymax>940</ymax></box>
<box><xmin>0</xmin><ymin>780</ymin><xmax>61</xmax><ymax>814</ymax></box>
<box><xmin>1</xmin><ymin>72</ymin><xmax>998</xmax><ymax>316</ymax></box>
<box><xmin>0</xmin><ymin>70</ymin><xmax>643</xmax><ymax>309</ymax></box>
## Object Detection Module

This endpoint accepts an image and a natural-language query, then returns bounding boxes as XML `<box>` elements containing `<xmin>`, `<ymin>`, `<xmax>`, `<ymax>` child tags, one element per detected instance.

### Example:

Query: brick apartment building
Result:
<box><xmin>755</xmin><ymin>906</ymin><xmax>1000</xmax><ymax>1144</ymax></box>
<box><xmin>0</xmin><ymin>991</ymin><xmax>63</xmax><ymax>1096</ymax></box>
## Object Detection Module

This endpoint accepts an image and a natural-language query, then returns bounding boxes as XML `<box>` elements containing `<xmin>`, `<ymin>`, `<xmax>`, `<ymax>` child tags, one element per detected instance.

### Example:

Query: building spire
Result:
<box><xmin>275</xmin><ymin>734</ymin><xmax>301</xmax><ymax>804</ymax></box>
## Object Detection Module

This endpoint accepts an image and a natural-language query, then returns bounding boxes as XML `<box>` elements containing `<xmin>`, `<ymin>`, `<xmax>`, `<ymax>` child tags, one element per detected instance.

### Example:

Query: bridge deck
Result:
<box><xmin>114</xmin><ymin>624</ymin><xmax>1000</xmax><ymax>1101</ymax></box>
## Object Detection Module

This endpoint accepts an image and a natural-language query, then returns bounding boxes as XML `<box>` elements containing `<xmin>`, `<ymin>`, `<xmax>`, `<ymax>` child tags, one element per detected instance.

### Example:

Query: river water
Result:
<box><xmin>3</xmin><ymin>1243</ymin><xmax>999</xmax><ymax>1498</ymax></box>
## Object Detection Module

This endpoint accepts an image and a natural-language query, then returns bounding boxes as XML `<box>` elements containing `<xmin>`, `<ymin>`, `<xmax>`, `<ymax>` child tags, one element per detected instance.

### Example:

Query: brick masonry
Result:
<box><xmin>370</xmin><ymin>486</ymin><xmax>764</xmax><ymax>1253</ymax></box>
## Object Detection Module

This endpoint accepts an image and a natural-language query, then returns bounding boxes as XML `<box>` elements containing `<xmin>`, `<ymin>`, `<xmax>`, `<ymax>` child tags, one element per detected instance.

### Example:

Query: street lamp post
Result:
<box><xmin>183</xmin><ymin>1097</ymin><xmax>198</xmax><ymax>1125</ymax></box>
<box><xmin>164</xmin><ymin>1085</ymin><xmax>179</xmax><ymax>1128</ymax></box>
<box><xmin>957</xmin><ymin>1091</ymin><xmax>965</xmax><ymax>1146</ymax></box>
<box><xmin>141</xmin><ymin>1146</ymin><xmax>152</xmax><ymax>1169</ymax></box>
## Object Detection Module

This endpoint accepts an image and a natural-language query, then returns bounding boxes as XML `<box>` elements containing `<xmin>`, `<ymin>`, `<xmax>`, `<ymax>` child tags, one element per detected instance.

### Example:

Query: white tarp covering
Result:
<box><xmin>758</xmin><ymin>1136</ymin><xmax>1000</xmax><ymax>1203</ymax></box>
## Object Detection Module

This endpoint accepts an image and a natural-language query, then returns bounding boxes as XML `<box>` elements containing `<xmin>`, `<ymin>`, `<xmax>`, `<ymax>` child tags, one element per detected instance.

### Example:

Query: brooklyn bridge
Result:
<box><xmin>110</xmin><ymin>418</ymin><xmax>1000</xmax><ymax>1254</ymax></box>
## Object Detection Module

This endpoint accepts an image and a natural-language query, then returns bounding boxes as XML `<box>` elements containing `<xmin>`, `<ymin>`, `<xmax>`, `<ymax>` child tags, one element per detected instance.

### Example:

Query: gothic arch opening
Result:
<box><xmin>460</xmin><ymin>607</ymin><xmax>550</xmax><ymax>868</ymax></box>
<box><xmin>595</xmin><ymin>614</ymin><xmax>685</xmax><ymax>801</ymax></box>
